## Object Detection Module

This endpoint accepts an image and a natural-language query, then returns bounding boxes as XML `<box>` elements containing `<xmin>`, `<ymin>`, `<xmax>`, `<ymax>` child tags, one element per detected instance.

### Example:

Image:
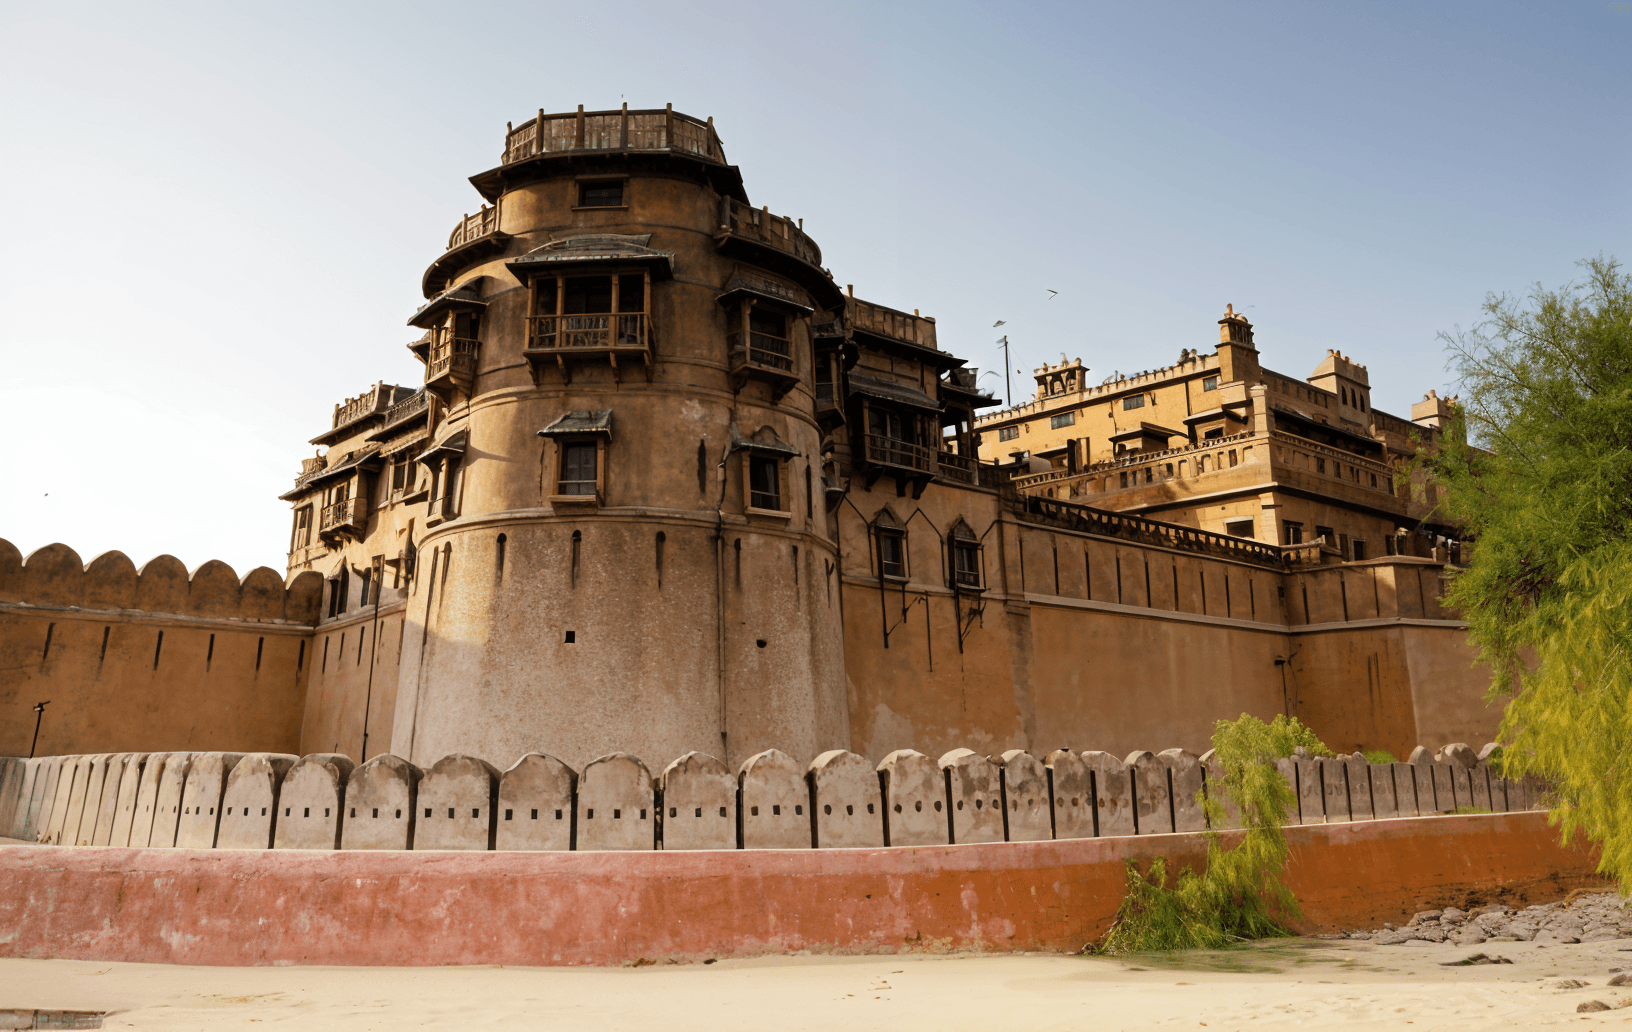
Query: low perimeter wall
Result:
<box><xmin>0</xmin><ymin>812</ymin><xmax>1603</xmax><ymax>967</ymax></box>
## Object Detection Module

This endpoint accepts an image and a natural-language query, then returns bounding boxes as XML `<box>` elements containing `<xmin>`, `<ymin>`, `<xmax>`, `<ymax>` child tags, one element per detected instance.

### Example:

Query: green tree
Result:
<box><xmin>1098</xmin><ymin>713</ymin><xmax>1327</xmax><ymax>953</ymax></box>
<box><xmin>1419</xmin><ymin>256</ymin><xmax>1632</xmax><ymax>891</ymax></box>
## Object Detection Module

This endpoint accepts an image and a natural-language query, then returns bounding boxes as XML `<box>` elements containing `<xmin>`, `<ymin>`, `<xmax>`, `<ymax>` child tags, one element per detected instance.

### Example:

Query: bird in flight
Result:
<box><xmin>993</xmin><ymin>320</ymin><xmax>1006</xmax><ymax>328</ymax></box>
<box><xmin>1047</xmin><ymin>290</ymin><xmax>1057</xmax><ymax>299</ymax></box>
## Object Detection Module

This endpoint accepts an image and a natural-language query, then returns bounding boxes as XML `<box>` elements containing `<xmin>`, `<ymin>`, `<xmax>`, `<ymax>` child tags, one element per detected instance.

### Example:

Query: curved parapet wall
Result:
<box><xmin>0</xmin><ymin>539</ymin><xmax>321</xmax><ymax>757</ymax></box>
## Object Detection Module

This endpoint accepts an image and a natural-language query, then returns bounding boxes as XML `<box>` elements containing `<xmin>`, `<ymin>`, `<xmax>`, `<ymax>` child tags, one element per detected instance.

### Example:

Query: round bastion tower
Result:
<box><xmin>388</xmin><ymin>107</ymin><xmax>851</xmax><ymax>769</ymax></box>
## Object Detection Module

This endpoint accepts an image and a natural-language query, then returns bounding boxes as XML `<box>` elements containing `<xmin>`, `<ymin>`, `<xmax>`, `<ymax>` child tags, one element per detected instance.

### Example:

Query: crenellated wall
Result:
<box><xmin>0</xmin><ymin>539</ymin><xmax>321</xmax><ymax>757</ymax></box>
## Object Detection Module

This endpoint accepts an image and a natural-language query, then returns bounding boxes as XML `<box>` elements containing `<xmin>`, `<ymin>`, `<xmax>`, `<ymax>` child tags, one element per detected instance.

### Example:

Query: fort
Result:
<box><xmin>2</xmin><ymin>106</ymin><xmax>1574</xmax><ymax>970</ymax></box>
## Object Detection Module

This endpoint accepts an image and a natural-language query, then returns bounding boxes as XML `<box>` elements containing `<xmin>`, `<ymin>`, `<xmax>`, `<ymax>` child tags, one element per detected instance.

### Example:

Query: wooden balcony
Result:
<box><xmin>848</xmin><ymin>297</ymin><xmax>938</xmax><ymax>352</ymax></box>
<box><xmin>320</xmin><ymin>497</ymin><xmax>368</xmax><ymax>539</ymax></box>
<box><xmin>727</xmin><ymin>330</ymin><xmax>798</xmax><ymax>399</ymax></box>
<box><xmin>715</xmin><ymin>198</ymin><xmax>843</xmax><ymax>310</ymax></box>
<box><xmin>448</xmin><ymin>206</ymin><xmax>499</xmax><ymax>250</ymax></box>
<box><xmin>426</xmin><ymin>338</ymin><xmax>479</xmax><ymax>397</ymax></box>
<box><xmin>937</xmin><ymin>451</ymin><xmax>978</xmax><ymax>485</ymax></box>
<box><xmin>863</xmin><ymin>433</ymin><xmax>935</xmax><ymax>475</ymax></box>
<box><xmin>524</xmin><ymin>313</ymin><xmax>651</xmax><ymax>382</ymax></box>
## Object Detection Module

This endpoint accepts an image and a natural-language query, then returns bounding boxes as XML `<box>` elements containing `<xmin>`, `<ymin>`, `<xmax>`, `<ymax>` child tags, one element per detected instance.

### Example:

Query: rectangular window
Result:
<box><xmin>749</xmin><ymin>455</ymin><xmax>781</xmax><ymax>511</ymax></box>
<box><xmin>1203</xmin><ymin>427</ymin><xmax>1223</xmax><ymax>440</ymax></box>
<box><xmin>951</xmin><ymin>539</ymin><xmax>981</xmax><ymax>589</ymax></box>
<box><xmin>997</xmin><ymin>425</ymin><xmax>1019</xmax><ymax>442</ymax></box>
<box><xmin>1123</xmin><ymin>395</ymin><xmax>1146</xmax><ymax>410</ymax></box>
<box><xmin>1316</xmin><ymin>457</ymin><xmax>1326</xmax><ymax>474</ymax></box>
<box><xmin>1284</xmin><ymin>522</ymin><xmax>1304</xmax><ymax>545</ymax></box>
<box><xmin>1352</xmin><ymin>540</ymin><xmax>1367</xmax><ymax>561</ymax></box>
<box><xmin>292</xmin><ymin>506</ymin><xmax>312</xmax><ymax>551</ymax></box>
<box><xmin>1316</xmin><ymin>525</ymin><xmax>1334</xmax><ymax>545</ymax></box>
<box><xmin>748</xmin><ymin>307</ymin><xmax>786</xmax><ymax>339</ymax></box>
<box><xmin>877</xmin><ymin>530</ymin><xmax>906</xmax><ymax>580</ymax></box>
<box><xmin>577</xmin><ymin>180</ymin><xmax>625</xmax><ymax>208</ymax></box>
<box><xmin>872</xmin><ymin>409</ymin><xmax>910</xmax><ymax>442</ymax></box>
<box><xmin>1201</xmin><ymin>374</ymin><xmax>1219</xmax><ymax>391</ymax></box>
<box><xmin>1049</xmin><ymin>411</ymin><xmax>1076</xmax><ymax>429</ymax></box>
<box><xmin>564</xmin><ymin>276</ymin><xmax>613</xmax><ymax>314</ymax></box>
<box><xmin>558</xmin><ymin>442</ymin><xmax>598</xmax><ymax>496</ymax></box>
<box><xmin>1225</xmin><ymin>519</ymin><xmax>1254</xmax><ymax>539</ymax></box>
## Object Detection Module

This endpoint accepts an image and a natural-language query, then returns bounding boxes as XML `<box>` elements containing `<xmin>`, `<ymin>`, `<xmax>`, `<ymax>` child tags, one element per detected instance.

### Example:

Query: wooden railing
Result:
<box><xmin>718</xmin><ymin>197</ymin><xmax>822</xmax><ymax>269</ymax></box>
<box><xmin>447</xmin><ymin>206</ymin><xmax>499</xmax><ymax>250</ymax></box>
<box><xmin>503</xmin><ymin>106</ymin><xmax>725</xmax><ymax>165</ymax></box>
<box><xmin>428</xmin><ymin>339</ymin><xmax>479</xmax><ymax>383</ymax></box>
<box><xmin>332</xmin><ymin>384</ymin><xmax>391</xmax><ymax>430</ymax></box>
<box><xmin>1011</xmin><ymin>430</ymin><xmax>1259</xmax><ymax>491</ymax></box>
<box><xmin>527</xmin><ymin>313</ymin><xmax>648</xmax><ymax>352</ymax></box>
<box><xmin>380</xmin><ymin>389</ymin><xmax>429</xmax><ymax>430</ymax></box>
<box><xmin>847</xmin><ymin>296</ymin><xmax>937</xmax><ymax>350</ymax></box>
<box><xmin>320</xmin><ymin>497</ymin><xmax>369</xmax><ymax>534</ymax></box>
<box><xmin>727</xmin><ymin>331</ymin><xmax>793</xmax><ymax>372</ymax></box>
<box><xmin>937</xmin><ymin>451</ymin><xmax>978</xmax><ymax>485</ymax></box>
<box><xmin>864</xmin><ymin>434</ymin><xmax>935</xmax><ymax>474</ymax></box>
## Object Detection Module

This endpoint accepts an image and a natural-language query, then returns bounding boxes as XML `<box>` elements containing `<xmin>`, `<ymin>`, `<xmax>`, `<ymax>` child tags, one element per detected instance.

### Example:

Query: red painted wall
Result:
<box><xmin>0</xmin><ymin>812</ymin><xmax>1602</xmax><ymax>968</ymax></box>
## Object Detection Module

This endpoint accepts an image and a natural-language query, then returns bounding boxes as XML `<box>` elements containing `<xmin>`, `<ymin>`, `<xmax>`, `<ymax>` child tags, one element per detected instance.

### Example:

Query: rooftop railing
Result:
<box><xmin>379</xmin><ymin>389</ymin><xmax>430</xmax><ymax>432</ymax></box>
<box><xmin>863</xmin><ymin>433</ymin><xmax>935</xmax><ymax>475</ymax></box>
<box><xmin>331</xmin><ymin>383</ymin><xmax>394</xmax><ymax>431</ymax></box>
<box><xmin>1017</xmin><ymin>493</ymin><xmax>1286</xmax><ymax>568</ymax></box>
<box><xmin>847</xmin><ymin>296</ymin><xmax>937</xmax><ymax>350</ymax></box>
<box><xmin>503</xmin><ymin>105</ymin><xmax>725</xmax><ymax>165</ymax></box>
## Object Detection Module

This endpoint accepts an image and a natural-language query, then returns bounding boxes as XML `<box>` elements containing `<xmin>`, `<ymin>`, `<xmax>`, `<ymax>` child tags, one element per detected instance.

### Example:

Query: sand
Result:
<box><xmin>8</xmin><ymin>937</ymin><xmax>1632</xmax><ymax>1031</ymax></box>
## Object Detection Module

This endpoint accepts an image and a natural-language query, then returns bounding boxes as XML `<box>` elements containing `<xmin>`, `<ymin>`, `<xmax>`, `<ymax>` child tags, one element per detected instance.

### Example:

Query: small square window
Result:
<box><xmin>1123</xmin><ymin>395</ymin><xmax>1146</xmax><ymax>411</ymax></box>
<box><xmin>1225</xmin><ymin>518</ymin><xmax>1254</xmax><ymax>539</ymax></box>
<box><xmin>1201</xmin><ymin>375</ymin><xmax>1219</xmax><ymax>391</ymax></box>
<box><xmin>578</xmin><ymin>180</ymin><xmax>624</xmax><ymax>208</ymax></box>
<box><xmin>1049</xmin><ymin>411</ymin><xmax>1076</xmax><ymax>429</ymax></box>
<box><xmin>997</xmin><ymin>425</ymin><xmax>1019</xmax><ymax>442</ymax></box>
<box><xmin>877</xmin><ymin>528</ymin><xmax>906</xmax><ymax>580</ymax></box>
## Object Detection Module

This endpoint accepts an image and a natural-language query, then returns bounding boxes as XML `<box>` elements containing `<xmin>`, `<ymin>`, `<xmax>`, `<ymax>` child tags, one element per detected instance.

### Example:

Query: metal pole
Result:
<box><xmin>29</xmin><ymin>701</ymin><xmax>49</xmax><ymax>758</ymax></box>
<box><xmin>998</xmin><ymin>336</ymin><xmax>1013</xmax><ymax>407</ymax></box>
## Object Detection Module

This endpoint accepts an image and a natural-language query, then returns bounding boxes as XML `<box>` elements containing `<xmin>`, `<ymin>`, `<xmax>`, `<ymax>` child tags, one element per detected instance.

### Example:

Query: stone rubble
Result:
<box><xmin>1346</xmin><ymin>893</ymin><xmax>1632</xmax><ymax>946</ymax></box>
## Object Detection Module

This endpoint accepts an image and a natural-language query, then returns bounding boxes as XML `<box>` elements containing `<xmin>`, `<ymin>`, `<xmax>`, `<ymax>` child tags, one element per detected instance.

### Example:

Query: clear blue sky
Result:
<box><xmin>3</xmin><ymin>0</ymin><xmax>1627</xmax><ymax>573</ymax></box>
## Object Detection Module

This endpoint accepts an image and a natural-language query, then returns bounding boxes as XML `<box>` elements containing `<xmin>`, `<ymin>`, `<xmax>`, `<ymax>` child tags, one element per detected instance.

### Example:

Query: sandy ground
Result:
<box><xmin>8</xmin><ymin>937</ymin><xmax>1632</xmax><ymax>1031</ymax></box>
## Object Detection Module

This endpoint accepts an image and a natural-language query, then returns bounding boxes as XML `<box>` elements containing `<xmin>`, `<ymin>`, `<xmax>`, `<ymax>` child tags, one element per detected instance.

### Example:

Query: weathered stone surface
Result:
<box><xmin>1391</xmin><ymin>762</ymin><xmax>1421</xmax><ymax>816</ymax></box>
<box><xmin>998</xmin><ymin>750</ymin><xmax>1051</xmax><ymax>842</ymax></box>
<box><xmin>657</xmin><ymin>752</ymin><xmax>732</xmax><ymax>851</ymax></box>
<box><xmin>273</xmin><ymin>754</ymin><xmax>354</xmax><ymax>850</ymax></box>
<box><xmin>216</xmin><ymin>754</ymin><xmax>299</xmax><ymax>849</ymax></box>
<box><xmin>1370</xmin><ymin>763</ymin><xmax>1398</xmax><ymax>818</ymax></box>
<box><xmin>740</xmin><ymin>749</ymin><xmax>811</xmax><ymax>849</ymax></box>
<box><xmin>1443</xmin><ymin>742</ymin><xmax>1478</xmax><ymax>768</ymax></box>
<box><xmin>1274</xmin><ymin>757</ymin><xmax>1299</xmax><ymax>825</ymax></box>
<box><xmin>341</xmin><ymin>754</ymin><xmax>424</xmax><ymax>851</ymax></box>
<box><xmin>77</xmin><ymin>754</ymin><xmax>121</xmax><ymax>846</ymax></box>
<box><xmin>1430</xmin><ymin>762</ymin><xmax>1458</xmax><ymax>811</ymax></box>
<box><xmin>41</xmin><ymin>758</ymin><xmax>79</xmax><ymax>843</ymax></box>
<box><xmin>1080</xmin><ymin>751</ymin><xmax>1133</xmax><ymax>837</ymax></box>
<box><xmin>1319</xmin><ymin>757</ymin><xmax>1350</xmax><ymax>823</ymax></box>
<box><xmin>61</xmin><ymin>755</ymin><xmax>103</xmax><ymax>846</ymax></box>
<box><xmin>1159</xmin><ymin>749</ymin><xmax>1206</xmax><ymax>832</ymax></box>
<box><xmin>808</xmin><ymin>750</ymin><xmax>884</xmax><ymax>849</ymax></box>
<box><xmin>129</xmin><ymin>753</ymin><xmax>178</xmax><ymax>848</ymax></box>
<box><xmin>877</xmin><ymin>749</ymin><xmax>945</xmax><ymax>846</ymax></box>
<box><xmin>149</xmin><ymin>752</ymin><xmax>195</xmax><ymax>848</ymax></box>
<box><xmin>1125</xmin><ymin>751</ymin><xmax>1170</xmax><ymax>835</ymax></box>
<box><xmin>1293</xmin><ymin>750</ymin><xmax>1324</xmax><ymax>824</ymax></box>
<box><xmin>0</xmin><ymin>758</ymin><xmax>23</xmax><ymax>838</ymax></box>
<box><xmin>1045</xmin><ymin>749</ymin><xmax>1093</xmax><ymax>839</ymax></box>
<box><xmin>575</xmin><ymin>753</ymin><xmax>653</xmax><ymax>851</ymax></box>
<box><xmin>176</xmin><ymin>752</ymin><xmax>246</xmax><ymax>849</ymax></box>
<box><xmin>1344</xmin><ymin>754</ymin><xmax>1373</xmax><ymax>820</ymax></box>
<box><xmin>939</xmin><ymin>749</ymin><xmax>1003</xmax><ymax>845</ymax></box>
<box><xmin>108</xmin><ymin>754</ymin><xmax>149</xmax><ymax>846</ymax></box>
<box><xmin>1469</xmin><ymin>764</ymin><xmax>1493</xmax><ymax>812</ymax></box>
<box><xmin>6</xmin><ymin>759</ymin><xmax>44</xmax><ymax>839</ymax></box>
<box><xmin>496</xmin><ymin>753</ymin><xmax>576</xmax><ymax>851</ymax></box>
<box><xmin>91</xmin><ymin>753</ymin><xmax>136</xmax><ymax>845</ymax></box>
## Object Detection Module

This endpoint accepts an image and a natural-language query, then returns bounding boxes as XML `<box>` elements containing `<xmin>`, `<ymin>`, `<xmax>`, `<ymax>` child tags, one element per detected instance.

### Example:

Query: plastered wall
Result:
<box><xmin>0</xmin><ymin>540</ymin><xmax>319</xmax><ymax>756</ymax></box>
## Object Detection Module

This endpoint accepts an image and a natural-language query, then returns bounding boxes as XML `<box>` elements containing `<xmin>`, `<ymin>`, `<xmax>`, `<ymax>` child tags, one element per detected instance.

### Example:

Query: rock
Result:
<box><xmin>1441</xmin><ymin>953</ymin><xmax>1514</xmax><ymax>966</ymax></box>
<box><xmin>1475</xmin><ymin>912</ymin><xmax>1512</xmax><ymax>935</ymax></box>
<box><xmin>1402</xmin><ymin>939</ymin><xmax>1436</xmax><ymax>947</ymax></box>
<box><xmin>1553</xmin><ymin>979</ymin><xmax>1589</xmax><ymax>990</ymax></box>
<box><xmin>1441</xmin><ymin>907</ymin><xmax>1469</xmax><ymax>924</ymax></box>
<box><xmin>1583</xmin><ymin>929</ymin><xmax>1623</xmax><ymax>942</ymax></box>
<box><xmin>1536</xmin><ymin>934</ymin><xmax>1582</xmax><ymax>945</ymax></box>
<box><xmin>1453</xmin><ymin>928</ymin><xmax>1488</xmax><ymax>946</ymax></box>
<box><xmin>1410</xmin><ymin>910</ymin><xmax>1444</xmax><ymax>925</ymax></box>
<box><xmin>1414</xmin><ymin>925</ymin><xmax>1448</xmax><ymax>943</ymax></box>
<box><xmin>1374</xmin><ymin>929</ymin><xmax>1415</xmax><ymax>945</ymax></box>
<box><xmin>1579</xmin><ymin>1000</ymin><xmax>1611</xmax><ymax>1013</ymax></box>
<box><xmin>1610</xmin><ymin>974</ymin><xmax>1632</xmax><ymax>987</ymax></box>
<box><xmin>1349</xmin><ymin>932</ymin><xmax>1373</xmax><ymax>940</ymax></box>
